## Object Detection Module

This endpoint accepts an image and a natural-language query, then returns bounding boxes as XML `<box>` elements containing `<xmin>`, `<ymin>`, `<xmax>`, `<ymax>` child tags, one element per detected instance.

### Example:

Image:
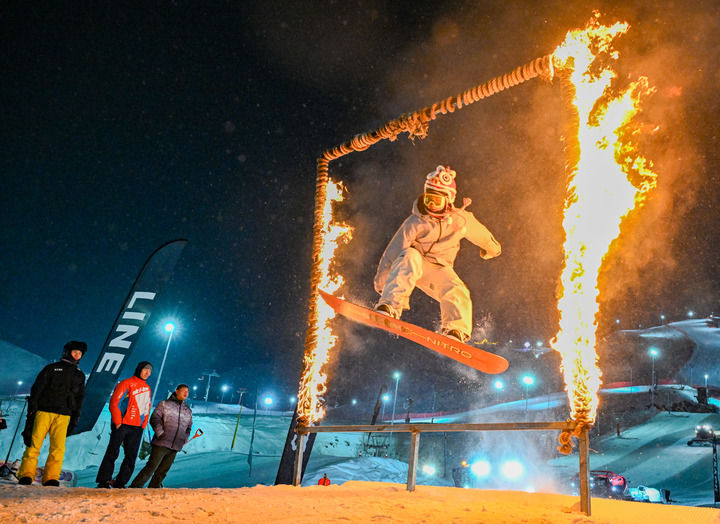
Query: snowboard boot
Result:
<box><xmin>442</xmin><ymin>329</ymin><xmax>468</xmax><ymax>343</ymax></box>
<box><xmin>18</xmin><ymin>476</ymin><xmax>32</xmax><ymax>485</ymax></box>
<box><xmin>97</xmin><ymin>480</ymin><xmax>114</xmax><ymax>489</ymax></box>
<box><xmin>42</xmin><ymin>479</ymin><xmax>60</xmax><ymax>487</ymax></box>
<box><xmin>374</xmin><ymin>303</ymin><xmax>399</xmax><ymax>319</ymax></box>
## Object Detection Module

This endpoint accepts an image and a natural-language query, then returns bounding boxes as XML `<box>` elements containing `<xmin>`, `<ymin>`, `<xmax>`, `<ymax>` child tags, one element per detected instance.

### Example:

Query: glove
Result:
<box><xmin>22</xmin><ymin>412</ymin><xmax>36</xmax><ymax>447</ymax></box>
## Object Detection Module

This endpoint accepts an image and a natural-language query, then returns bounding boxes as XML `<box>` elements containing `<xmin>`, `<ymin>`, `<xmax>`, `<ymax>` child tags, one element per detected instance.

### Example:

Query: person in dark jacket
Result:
<box><xmin>130</xmin><ymin>384</ymin><xmax>192</xmax><ymax>488</ymax></box>
<box><xmin>96</xmin><ymin>361</ymin><xmax>152</xmax><ymax>488</ymax></box>
<box><xmin>17</xmin><ymin>340</ymin><xmax>87</xmax><ymax>486</ymax></box>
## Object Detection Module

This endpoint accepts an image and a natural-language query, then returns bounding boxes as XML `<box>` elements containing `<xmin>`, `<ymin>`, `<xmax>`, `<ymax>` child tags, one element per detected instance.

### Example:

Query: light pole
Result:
<box><xmin>705</xmin><ymin>374</ymin><xmax>709</xmax><ymax>388</ymax></box>
<box><xmin>221</xmin><ymin>385</ymin><xmax>229</xmax><ymax>403</ymax></box>
<box><xmin>381</xmin><ymin>394</ymin><xmax>389</xmax><ymax>422</ymax></box>
<box><xmin>151</xmin><ymin>322</ymin><xmax>175</xmax><ymax>408</ymax></box>
<box><xmin>391</xmin><ymin>371</ymin><xmax>401</xmax><ymax>425</ymax></box>
<box><xmin>14</xmin><ymin>380</ymin><xmax>23</xmax><ymax>396</ymax></box>
<box><xmin>494</xmin><ymin>380</ymin><xmax>504</xmax><ymax>403</ymax></box>
<box><xmin>522</xmin><ymin>375</ymin><xmax>535</xmax><ymax>411</ymax></box>
<box><xmin>202</xmin><ymin>370</ymin><xmax>220</xmax><ymax>402</ymax></box>
<box><xmin>649</xmin><ymin>347</ymin><xmax>659</xmax><ymax>408</ymax></box>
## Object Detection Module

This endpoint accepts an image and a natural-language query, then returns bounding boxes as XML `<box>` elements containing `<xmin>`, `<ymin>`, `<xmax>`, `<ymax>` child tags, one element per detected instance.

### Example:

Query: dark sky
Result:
<box><xmin>2</xmin><ymin>2</ymin><xmax>719</xmax><ymax>408</ymax></box>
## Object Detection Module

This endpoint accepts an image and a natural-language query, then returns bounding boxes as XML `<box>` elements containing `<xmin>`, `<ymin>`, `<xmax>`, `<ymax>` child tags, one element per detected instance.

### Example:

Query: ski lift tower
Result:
<box><xmin>201</xmin><ymin>370</ymin><xmax>220</xmax><ymax>402</ymax></box>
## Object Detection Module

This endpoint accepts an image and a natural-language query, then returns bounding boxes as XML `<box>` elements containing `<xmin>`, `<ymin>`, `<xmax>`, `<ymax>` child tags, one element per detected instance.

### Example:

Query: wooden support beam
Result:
<box><xmin>407</xmin><ymin>431</ymin><xmax>420</xmax><ymax>492</ymax></box>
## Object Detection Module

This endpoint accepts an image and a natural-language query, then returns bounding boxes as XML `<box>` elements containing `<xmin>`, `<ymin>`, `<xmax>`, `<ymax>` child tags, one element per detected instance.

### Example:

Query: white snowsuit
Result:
<box><xmin>374</xmin><ymin>198</ymin><xmax>501</xmax><ymax>338</ymax></box>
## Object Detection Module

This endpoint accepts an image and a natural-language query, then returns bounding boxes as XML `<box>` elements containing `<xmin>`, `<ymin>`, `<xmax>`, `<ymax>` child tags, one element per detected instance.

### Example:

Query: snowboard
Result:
<box><xmin>318</xmin><ymin>289</ymin><xmax>509</xmax><ymax>374</ymax></box>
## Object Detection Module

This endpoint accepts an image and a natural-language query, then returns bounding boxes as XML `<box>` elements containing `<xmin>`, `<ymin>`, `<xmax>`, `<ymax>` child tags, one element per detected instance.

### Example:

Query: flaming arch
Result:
<box><xmin>296</xmin><ymin>13</ymin><xmax>658</xmax><ymax>454</ymax></box>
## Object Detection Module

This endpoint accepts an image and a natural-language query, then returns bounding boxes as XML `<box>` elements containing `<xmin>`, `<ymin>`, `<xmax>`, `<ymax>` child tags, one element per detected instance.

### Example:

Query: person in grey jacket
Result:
<box><xmin>129</xmin><ymin>384</ymin><xmax>192</xmax><ymax>488</ymax></box>
<box><xmin>374</xmin><ymin>165</ymin><xmax>501</xmax><ymax>343</ymax></box>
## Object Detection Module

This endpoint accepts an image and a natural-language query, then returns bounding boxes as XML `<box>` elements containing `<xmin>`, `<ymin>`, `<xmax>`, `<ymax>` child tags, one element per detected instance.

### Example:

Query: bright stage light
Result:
<box><xmin>470</xmin><ymin>459</ymin><xmax>491</xmax><ymax>478</ymax></box>
<box><xmin>501</xmin><ymin>460</ymin><xmax>524</xmax><ymax>480</ymax></box>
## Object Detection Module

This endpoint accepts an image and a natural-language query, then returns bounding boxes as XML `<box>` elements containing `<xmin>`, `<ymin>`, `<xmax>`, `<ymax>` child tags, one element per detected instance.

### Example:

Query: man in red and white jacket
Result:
<box><xmin>95</xmin><ymin>361</ymin><xmax>153</xmax><ymax>488</ymax></box>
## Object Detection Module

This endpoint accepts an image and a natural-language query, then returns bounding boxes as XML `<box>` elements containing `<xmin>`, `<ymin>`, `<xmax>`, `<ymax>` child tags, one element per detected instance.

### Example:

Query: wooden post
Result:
<box><xmin>292</xmin><ymin>432</ymin><xmax>307</xmax><ymax>486</ymax></box>
<box><xmin>578</xmin><ymin>426</ymin><xmax>591</xmax><ymax>516</ymax></box>
<box><xmin>407</xmin><ymin>431</ymin><xmax>420</xmax><ymax>491</ymax></box>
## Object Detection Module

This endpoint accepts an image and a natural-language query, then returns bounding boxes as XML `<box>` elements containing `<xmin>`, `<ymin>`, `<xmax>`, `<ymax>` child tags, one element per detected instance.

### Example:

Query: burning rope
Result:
<box><xmin>321</xmin><ymin>55</ymin><xmax>553</xmax><ymax>159</ymax></box>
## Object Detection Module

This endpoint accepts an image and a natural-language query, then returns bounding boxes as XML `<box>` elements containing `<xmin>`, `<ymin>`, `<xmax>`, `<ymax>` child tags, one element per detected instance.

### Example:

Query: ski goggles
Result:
<box><xmin>423</xmin><ymin>192</ymin><xmax>447</xmax><ymax>210</ymax></box>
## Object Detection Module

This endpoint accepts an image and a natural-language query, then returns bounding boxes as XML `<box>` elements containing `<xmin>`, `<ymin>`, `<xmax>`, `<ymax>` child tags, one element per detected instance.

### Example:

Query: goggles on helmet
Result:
<box><xmin>423</xmin><ymin>192</ymin><xmax>447</xmax><ymax>212</ymax></box>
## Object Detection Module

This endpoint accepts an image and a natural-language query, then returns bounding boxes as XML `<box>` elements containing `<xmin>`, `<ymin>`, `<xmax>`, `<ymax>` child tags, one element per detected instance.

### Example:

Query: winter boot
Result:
<box><xmin>42</xmin><ymin>479</ymin><xmax>60</xmax><ymax>487</ymax></box>
<box><xmin>374</xmin><ymin>303</ymin><xmax>398</xmax><ymax>319</ymax></box>
<box><xmin>442</xmin><ymin>329</ymin><xmax>468</xmax><ymax>343</ymax></box>
<box><xmin>18</xmin><ymin>476</ymin><xmax>33</xmax><ymax>485</ymax></box>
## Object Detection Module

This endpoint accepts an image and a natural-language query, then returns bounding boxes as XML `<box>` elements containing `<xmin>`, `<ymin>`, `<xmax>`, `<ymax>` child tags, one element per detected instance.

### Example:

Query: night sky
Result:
<box><xmin>2</xmin><ymin>2</ymin><xmax>719</xmax><ymax>409</ymax></box>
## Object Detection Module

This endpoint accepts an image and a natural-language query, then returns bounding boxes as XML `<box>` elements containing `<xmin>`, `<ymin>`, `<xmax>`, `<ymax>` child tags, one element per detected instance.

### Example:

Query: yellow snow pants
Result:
<box><xmin>18</xmin><ymin>410</ymin><xmax>70</xmax><ymax>483</ymax></box>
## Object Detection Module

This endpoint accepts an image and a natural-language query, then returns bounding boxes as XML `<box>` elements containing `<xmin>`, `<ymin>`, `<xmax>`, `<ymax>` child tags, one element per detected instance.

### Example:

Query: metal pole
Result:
<box><xmin>578</xmin><ymin>426</ymin><xmax>591</xmax><ymax>516</ymax></box>
<box><xmin>391</xmin><ymin>375</ymin><xmax>399</xmax><ymax>425</ymax></box>
<box><xmin>151</xmin><ymin>327</ymin><xmax>174</xmax><ymax>408</ymax></box>
<box><xmin>292</xmin><ymin>432</ymin><xmax>307</xmax><ymax>486</ymax></box>
<box><xmin>651</xmin><ymin>357</ymin><xmax>655</xmax><ymax>408</ymax></box>
<box><xmin>2</xmin><ymin>397</ymin><xmax>27</xmax><ymax>466</ymax></box>
<box><xmin>407</xmin><ymin>431</ymin><xmax>420</xmax><ymax>492</ymax></box>
<box><xmin>230</xmin><ymin>391</ymin><xmax>246</xmax><ymax>450</ymax></box>
<box><xmin>713</xmin><ymin>435</ymin><xmax>719</xmax><ymax>503</ymax></box>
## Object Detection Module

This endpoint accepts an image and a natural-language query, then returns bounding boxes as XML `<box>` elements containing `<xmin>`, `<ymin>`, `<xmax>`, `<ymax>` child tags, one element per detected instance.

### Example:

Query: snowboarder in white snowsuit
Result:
<box><xmin>374</xmin><ymin>165</ymin><xmax>501</xmax><ymax>342</ymax></box>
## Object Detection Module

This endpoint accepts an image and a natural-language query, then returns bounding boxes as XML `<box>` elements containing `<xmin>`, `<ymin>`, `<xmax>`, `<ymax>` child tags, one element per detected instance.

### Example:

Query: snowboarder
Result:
<box><xmin>17</xmin><ymin>340</ymin><xmax>87</xmax><ymax>486</ymax></box>
<box><xmin>129</xmin><ymin>384</ymin><xmax>193</xmax><ymax>488</ymax></box>
<box><xmin>95</xmin><ymin>361</ymin><xmax>153</xmax><ymax>488</ymax></box>
<box><xmin>373</xmin><ymin>165</ymin><xmax>501</xmax><ymax>342</ymax></box>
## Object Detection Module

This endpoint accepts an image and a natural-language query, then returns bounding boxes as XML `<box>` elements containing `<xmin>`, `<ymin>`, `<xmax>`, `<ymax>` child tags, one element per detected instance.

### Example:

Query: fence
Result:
<box><xmin>294</xmin><ymin>420</ymin><xmax>591</xmax><ymax>516</ymax></box>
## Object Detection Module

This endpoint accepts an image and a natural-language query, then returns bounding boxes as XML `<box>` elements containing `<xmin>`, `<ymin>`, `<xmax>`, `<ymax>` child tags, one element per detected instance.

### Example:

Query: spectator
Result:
<box><xmin>17</xmin><ymin>341</ymin><xmax>87</xmax><ymax>486</ymax></box>
<box><xmin>0</xmin><ymin>408</ymin><xmax>7</xmax><ymax>431</ymax></box>
<box><xmin>130</xmin><ymin>384</ymin><xmax>193</xmax><ymax>488</ymax></box>
<box><xmin>318</xmin><ymin>473</ymin><xmax>331</xmax><ymax>486</ymax></box>
<box><xmin>96</xmin><ymin>361</ymin><xmax>152</xmax><ymax>488</ymax></box>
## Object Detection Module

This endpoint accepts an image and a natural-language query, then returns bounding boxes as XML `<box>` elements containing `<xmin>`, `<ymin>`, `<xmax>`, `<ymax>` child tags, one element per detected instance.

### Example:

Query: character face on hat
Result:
<box><xmin>424</xmin><ymin>165</ymin><xmax>457</xmax><ymax>203</ymax></box>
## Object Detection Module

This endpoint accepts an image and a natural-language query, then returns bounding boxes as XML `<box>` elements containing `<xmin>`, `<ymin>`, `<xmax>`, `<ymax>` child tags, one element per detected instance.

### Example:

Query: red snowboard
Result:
<box><xmin>319</xmin><ymin>289</ymin><xmax>508</xmax><ymax>374</ymax></box>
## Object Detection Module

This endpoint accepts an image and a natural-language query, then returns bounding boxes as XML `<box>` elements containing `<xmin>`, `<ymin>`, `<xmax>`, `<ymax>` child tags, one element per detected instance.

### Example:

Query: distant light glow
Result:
<box><xmin>290</xmin><ymin>396</ymin><xmax>297</xmax><ymax>403</ymax></box>
<box><xmin>263</xmin><ymin>396</ymin><xmax>273</xmax><ymax>405</ymax></box>
<box><xmin>648</xmin><ymin>347</ymin><xmax>659</xmax><ymax>357</ymax></box>
<box><xmin>421</xmin><ymin>464</ymin><xmax>436</xmax><ymax>476</ymax></box>
<box><xmin>470</xmin><ymin>460</ymin><xmax>491</xmax><ymax>478</ymax></box>
<box><xmin>688</xmin><ymin>310</ymin><xmax>695</xmax><ymax>318</ymax></box>
<box><xmin>382</xmin><ymin>394</ymin><xmax>389</xmax><ymax>402</ymax></box>
<box><xmin>222</xmin><ymin>385</ymin><xmax>229</xmax><ymax>392</ymax></box>
<box><xmin>501</xmin><ymin>460</ymin><xmax>524</xmax><ymax>479</ymax></box>
<box><xmin>351</xmin><ymin>399</ymin><xmax>357</xmax><ymax>405</ymax></box>
<box><xmin>494</xmin><ymin>380</ymin><xmax>504</xmax><ymax>390</ymax></box>
<box><xmin>17</xmin><ymin>380</ymin><xmax>23</xmax><ymax>386</ymax></box>
<box><xmin>393</xmin><ymin>371</ymin><xmax>401</xmax><ymax>379</ymax></box>
<box><xmin>522</xmin><ymin>375</ymin><xmax>535</xmax><ymax>386</ymax></box>
<box><xmin>164</xmin><ymin>322</ymin><xmax>175</xmax><ymax>333</ymax></box>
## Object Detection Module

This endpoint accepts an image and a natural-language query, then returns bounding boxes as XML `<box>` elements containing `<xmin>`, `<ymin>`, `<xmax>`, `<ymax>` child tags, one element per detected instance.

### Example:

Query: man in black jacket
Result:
<box><xmin>17</xmin><ymin>340</ymin><xmax>87</xmax><ymax>486</ymax></box>
<box><xmin>130</xmin><ymin>384</ymin><xmax>193</xmax><ymax>488</ymax></box>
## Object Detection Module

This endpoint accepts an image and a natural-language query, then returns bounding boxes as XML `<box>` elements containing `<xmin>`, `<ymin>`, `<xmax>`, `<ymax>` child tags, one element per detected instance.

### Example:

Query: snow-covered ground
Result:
<box><xmin>1</xmin><ymin>481</ymin><xmax>719</xmax><ymax>523</ymax></box>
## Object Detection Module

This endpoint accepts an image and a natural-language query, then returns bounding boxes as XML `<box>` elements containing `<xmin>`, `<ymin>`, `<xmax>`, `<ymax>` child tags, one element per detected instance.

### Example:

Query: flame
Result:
<box><xmin>297</xmin><ymin>179</ymin><xmax>353</xmax><ymax>423</ymax></box>
<box><xmin>551</xmin><ymin>14</ymin><xmax>657</xmax><ymax>426</ymax></box>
